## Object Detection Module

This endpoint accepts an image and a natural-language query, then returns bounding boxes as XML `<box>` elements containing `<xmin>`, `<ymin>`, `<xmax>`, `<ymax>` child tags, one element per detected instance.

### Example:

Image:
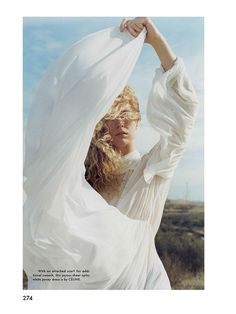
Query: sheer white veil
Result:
<box><xmin>23</xmin><ymin>26</ymin><xmax>159</xmax><ymax>289</ymax></box>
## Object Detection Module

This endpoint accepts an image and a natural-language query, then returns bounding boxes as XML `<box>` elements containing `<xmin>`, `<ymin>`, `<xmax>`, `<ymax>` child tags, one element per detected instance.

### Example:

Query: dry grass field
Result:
<box><xmin>155</xmin><ymin>199</ymin><xmax>204</xmax><ymax>289</ymax></box>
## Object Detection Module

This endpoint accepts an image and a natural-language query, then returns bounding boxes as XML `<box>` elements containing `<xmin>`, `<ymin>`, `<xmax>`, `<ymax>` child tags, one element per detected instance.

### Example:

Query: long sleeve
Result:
<box><xmin>143</xmin><ymin>57</ymin><xmax>199</xmax><ymax>184</ymax></box>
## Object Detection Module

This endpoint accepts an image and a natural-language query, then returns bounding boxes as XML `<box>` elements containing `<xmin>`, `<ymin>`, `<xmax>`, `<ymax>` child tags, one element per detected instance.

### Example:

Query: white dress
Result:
<box><xmin>24</xmin><ymin>26</ymin><xmax>198</xmax><ymax>290</ymax></box>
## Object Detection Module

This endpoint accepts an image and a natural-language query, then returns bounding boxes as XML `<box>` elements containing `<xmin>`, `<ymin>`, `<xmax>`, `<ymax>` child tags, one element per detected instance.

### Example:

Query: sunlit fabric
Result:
<box><xmin>23</xmin><ymin>26</ymin><xmax>198</xmax><ymax>290</ymax></box>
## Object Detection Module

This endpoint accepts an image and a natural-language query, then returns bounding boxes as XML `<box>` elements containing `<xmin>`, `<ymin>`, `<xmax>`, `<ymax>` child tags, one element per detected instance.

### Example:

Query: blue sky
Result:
<box><xmin>23</xmin><ymin>17</ymin><xmax>204</xmax><ymax>201</ymax></box>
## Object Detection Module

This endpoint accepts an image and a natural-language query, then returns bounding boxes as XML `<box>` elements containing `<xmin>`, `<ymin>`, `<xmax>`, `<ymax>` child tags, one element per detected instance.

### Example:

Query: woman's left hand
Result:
<box><xmin>120</xmin><ymin>17</ymin><xmax>145</xmax><ymax>37</ymax></box>
<box><xmin>120</xmin><ymin>17</ymin><xmax>159</xmax><ymax>45</ymax></box>
<box><xmin>120</xmin><ymin>17</ymin><xmax>177</xmax><ymax>71</ymax></box>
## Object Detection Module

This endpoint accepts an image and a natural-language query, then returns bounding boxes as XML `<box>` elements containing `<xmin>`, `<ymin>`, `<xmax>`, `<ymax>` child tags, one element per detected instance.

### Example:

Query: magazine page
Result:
<box><xmin>2</xmin><ymin>1</ymin><xmax>236</xmax><ymax>313</ymax></box>
<box><xmin>23</xmin><ymin>16</ymin><xmax>204</xmax><ymax>291</ymax></box>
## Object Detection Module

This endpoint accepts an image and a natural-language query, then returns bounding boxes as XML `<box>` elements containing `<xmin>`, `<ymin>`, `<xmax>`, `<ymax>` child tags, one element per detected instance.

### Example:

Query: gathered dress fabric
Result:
<box><xmin>23</xmin><ymin>26</ymin><xmax>199</xmax><ymax>290</ymax></box>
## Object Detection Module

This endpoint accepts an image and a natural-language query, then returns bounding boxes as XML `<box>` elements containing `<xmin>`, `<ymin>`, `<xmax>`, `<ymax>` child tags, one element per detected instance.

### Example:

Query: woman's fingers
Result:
<box><xmin>120</xmin><ymin>18</ymin><xmax>128</xmax><ymax>32</ymax></box>
<box><xmin>127</xmin><ymin>23</ymin><xmax>139</xmax><ymax>37</ymax></box>
<box><xmin>134</xmin><ymin>23</ymin><xmax>144</xmax><ymax>31</ymax></box>
<box><xmin>132</xmin><ymin>25</ymin><xmax>142</xmax><ymax>33</ymax></box>
<box><xmin>120</xmin><ymin>18</ymin><xmax>145</xmax><ymax>37</ymax></box>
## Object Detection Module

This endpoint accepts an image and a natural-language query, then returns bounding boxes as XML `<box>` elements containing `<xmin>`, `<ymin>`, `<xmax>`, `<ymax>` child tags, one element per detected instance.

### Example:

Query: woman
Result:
<box><xmin>24</xmin><ymin>17</ymin><xmax>198</xmax><ymax>290</ymax></box>
<box><xmin>84</xmin><ymin>85</ymin><xmax>141</xmax><ymax>203</ymax></box>
<box><xmin>85</xmin><ymin>16</ymin><xmax>198</xmax><ymax>228</ymax></box>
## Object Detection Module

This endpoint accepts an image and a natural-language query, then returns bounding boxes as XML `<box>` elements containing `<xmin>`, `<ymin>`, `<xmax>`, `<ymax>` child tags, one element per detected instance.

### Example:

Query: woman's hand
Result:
<box><xmin>119</xmin><ymin>17</ymin><xmax>160</xmax><ymax>45</ymax></box>
<box><xmin>120</xmin><ymin>17</ymin><xmax>177</xmax><ymax>72</ymax></box>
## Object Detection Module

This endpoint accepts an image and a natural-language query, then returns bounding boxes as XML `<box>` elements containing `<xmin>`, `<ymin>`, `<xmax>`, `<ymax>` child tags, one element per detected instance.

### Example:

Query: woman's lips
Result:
<box><xmin>116</xmin><ymin>131</ymin><xmax>128</xmax><ymax>137</ymax></box>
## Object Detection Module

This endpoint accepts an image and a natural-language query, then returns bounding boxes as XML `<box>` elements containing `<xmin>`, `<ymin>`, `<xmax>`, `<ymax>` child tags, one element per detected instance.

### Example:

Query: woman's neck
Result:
<box><xmin>119</xmin><ymin>143</ymin><xmax>136</xmax><ymax>156</ymax></box>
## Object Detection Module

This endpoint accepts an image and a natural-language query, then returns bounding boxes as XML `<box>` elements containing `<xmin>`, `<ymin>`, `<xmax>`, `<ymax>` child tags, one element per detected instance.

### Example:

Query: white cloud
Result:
<box><xmin>30</xmin><ymin>32</ymin><xmax>64</xmax><ymax>53</ymax></box>
<box><xmin>45</xmin><ymin>40</ymin><xmax>64</xmax><ymax>52</ymax></box>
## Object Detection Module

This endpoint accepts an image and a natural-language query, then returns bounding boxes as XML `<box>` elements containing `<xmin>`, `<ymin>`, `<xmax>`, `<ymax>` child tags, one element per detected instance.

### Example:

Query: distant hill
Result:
<box><xmin>164</xmin><ymin>199</ymin><xmax>204</xmax><ymax>212</ymax></box>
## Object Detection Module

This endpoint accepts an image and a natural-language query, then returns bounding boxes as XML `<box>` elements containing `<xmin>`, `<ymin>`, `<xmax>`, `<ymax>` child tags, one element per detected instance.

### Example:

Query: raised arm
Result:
<box><xmin>120</xmin><ymin>17</ymin><xmax>199</xmax><ymax>183</ymax></box>
<box><xmin>120</xmin><ymin>17</ymin><xmax>176</xmax><ymax>71</ymax></box>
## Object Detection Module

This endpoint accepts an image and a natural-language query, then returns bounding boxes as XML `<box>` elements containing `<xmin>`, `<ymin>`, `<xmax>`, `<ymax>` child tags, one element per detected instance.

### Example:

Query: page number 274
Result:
<box><xmin>23</xmin><ymin>295</ymin><xmax>33</xmax><ymax>300</ymax></box>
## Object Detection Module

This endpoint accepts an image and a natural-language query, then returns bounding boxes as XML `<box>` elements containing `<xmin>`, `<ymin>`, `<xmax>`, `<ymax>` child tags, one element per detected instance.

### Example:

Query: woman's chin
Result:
<box><xmin>116</xmin><ymin>139</ymin><xmax>130</xmax><ymax>147</ymax></box>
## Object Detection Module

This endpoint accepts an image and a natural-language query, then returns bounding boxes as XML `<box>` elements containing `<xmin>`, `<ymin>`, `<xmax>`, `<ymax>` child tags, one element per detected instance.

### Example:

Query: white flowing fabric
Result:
<box><xmin>23</xmin><ymin>26</ymin><xmax>198</xmax><ymax>290</ymax></box>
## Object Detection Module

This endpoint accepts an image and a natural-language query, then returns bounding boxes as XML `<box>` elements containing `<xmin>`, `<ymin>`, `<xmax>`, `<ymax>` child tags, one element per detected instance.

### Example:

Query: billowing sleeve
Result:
<box><xmin>143</xmin><ymin>57</ymin><xmax>199</xmax><ymax>184</ymax></box>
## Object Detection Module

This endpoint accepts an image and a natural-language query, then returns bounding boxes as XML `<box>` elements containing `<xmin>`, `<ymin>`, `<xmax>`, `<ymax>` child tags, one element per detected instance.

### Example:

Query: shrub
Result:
<box><xmin>155</xmin><ymin>229</ymin><xmax>204</xmax><ymax>274</ymax></box>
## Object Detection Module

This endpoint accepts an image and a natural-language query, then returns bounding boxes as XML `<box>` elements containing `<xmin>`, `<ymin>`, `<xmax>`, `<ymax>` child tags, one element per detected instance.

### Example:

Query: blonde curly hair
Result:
<box><xmin>84</xmin><ymin>85</ymin><xmax>141</xmax><ymax>200</ymax></box>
